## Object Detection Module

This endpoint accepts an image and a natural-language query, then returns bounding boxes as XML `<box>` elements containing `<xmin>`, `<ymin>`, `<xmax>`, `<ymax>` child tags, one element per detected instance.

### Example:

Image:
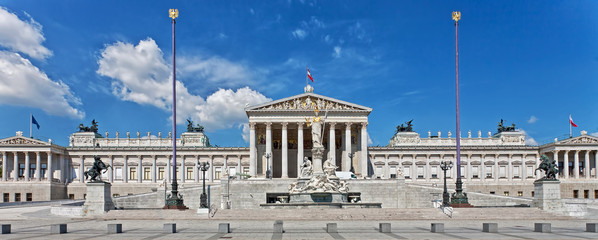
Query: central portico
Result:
<box><xmin>245</xmin><ymin>86</ymin><xmax>372</xmax><ymax>179</ymax></box>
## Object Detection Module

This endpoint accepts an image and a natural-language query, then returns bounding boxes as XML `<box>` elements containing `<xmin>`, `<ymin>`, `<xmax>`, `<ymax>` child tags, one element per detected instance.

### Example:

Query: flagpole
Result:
<box><xmin>306</xmin><ymin>66</ymin><xmax>308</xmax><ymax>88</ymax></box>
<box><xmin>570</xmin><ymin>115</ymin><xmax>572</xmax><ymax>138</ymax></box>
<box><xmin>30</xmin><ymin>113</ymin><xmax>32</xmax><ymax>138</ymax></box>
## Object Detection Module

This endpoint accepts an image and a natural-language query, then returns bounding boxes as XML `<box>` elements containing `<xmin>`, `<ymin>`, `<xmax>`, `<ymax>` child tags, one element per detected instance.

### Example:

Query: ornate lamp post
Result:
<box><xmin>265</xmin><ymin>153</ymin><xmax>272</xmax><ymax>179</ymax></box>
<box><xmin>440</xmin><ymin>160</ymin><xmax>453</xmax><ymax>206</ymax></box>
<box><xmin>198</xmin><ymin>161</ymin><xmax>210</xmax><ymax>208</ymax></box>
<box><xmin>348</xmin><ymin>152</ymin><xmax>354</xmax><ymax>173</ymax></box>
<box><xmin>450</xmin><ymin>11</ymin><xmax>470</xmax><ymax>207</ymax></box>
<box><xmin>164</xmin><ymin>8</ymin><xmax>187</xmax><ymax>209</ymax></box>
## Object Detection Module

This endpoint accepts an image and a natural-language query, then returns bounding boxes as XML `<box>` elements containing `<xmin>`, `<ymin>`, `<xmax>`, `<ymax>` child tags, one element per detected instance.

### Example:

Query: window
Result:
<box><xmin>40</xmin><ymin>164</ymin><xmax>47</xmax><ymax>179</ymax></box>
<box><xmin>513</xmin><ymin>166</ymin><xmax>520</xmax><ymax>178</ymax></box>
<box><xmin>14</xmin><ymin>193</ymin><xmax>21</xmax><ymax>202</ymax></box>
<box><xmin>499</xmin><ymin>166</ymin><xmax>506</xmax><ymax>178</ymax></box>
<box><xmin>29</xmin><ymin>164</ymin><xmax>36</xmax><ymax>178</ymax></box>
<box><xmin>517</xmin><ymin>191</ymin><xmax>523</xmax><ymax>197</ymax></box>
<box><xmin>101</xmin><ymin>167</ymin><xmax>108</xmax><ymax>179</ymax></box>
<box><xmin>390</xmin><ymin>166</ymin><xmax>397</xmax><ymax>179</ymax></box>
<box><xmin>460</xmin><ymin>166</ymin><xmax>465</xmax><ymax>178</ymax></box>
<box><xmin>531</xmin><ymin>191</ymin><xmax>534</xmax><ymax>197</ymax></box>
<box><xmin>215</xmin><ymin>167</ymin><xmax>222</xmax><ymax>180</ymax></box>
<box><xmin>431</xmin><ymin>166</ymin><xmax>438</xmax><ymax>179</ymax></box>
<box><xmin>115</xmin><ymin>167</ymin><xmax>122</xmax><ymax>180</ymax></box>
<box><xmin>129</xmin><ymin>167</ymin><xmax>137</xmax><ymax>180</ymax></box>
<box><xmin>595</xmin><ymin>190</ymin><xmax>598</xmax><ymax>199</ymax></box>
<box><xmin>19</xmin><ymin>164</ymin><xmax>25</xmax><ymax>178</ymax></box>
<box><xmin>186</xmin><ymin>167</ymin><xmax>193</xmax><ymax>180</ymax></box>
<box><xmin>375</xmin><ymin>166</ymin><xmax>383</xmax><ymax>178</ymax></box>
<box><xmin>490</xmin><ymin>191</ymin><xmax>495</xmax><ymax>195</ymax></box>
<box><xmin>243</xmin><ymin>167</ymin><xmax>250</xmax><ymax>175</ymax></box>
<box><xmin>143</xmin><ymin>167</ymin><xmax>151</xmax><ymax>180</ymax></box>
<box><xmin>573</xmin><ymin>190</ymin><xmax>579</xmax><ymax>198</ymax></box>
<box><xmin>417</xmin><ymin>166</ymin><xmax>424</xmax><ymax>179</ymax></box>
<box><xmin>229</xmin><ymin>167</ymin><xmax>237</xmax><ymax>177</ymax></box>
<box><xmin>486</xmin><ymin>166</ymin><xmax>493</xmax><ymax>178</ymax></box>
<box><xmin>584</xmin><ymin>190</ymin><xmax>589</xmax><ymax>199</ymax></box>
<box><xmin>472</xmin><ymin>166</ymin><xmax>479</xmax><ymax>179</ymax></box>
<box><xmin>527</xmin><ymin>166</ymin><xmax>534</xmax><ymax>178</ymax></box>
<box><xmin>68</xmin><ymin>194</ymin><xmax>74</xmax><ymax>200</ymax></box>
<box><xmin>404</xmin><ymin>166</ymin><xmax>410</xmax><ymax>179</ymax></box>
<box><xmin>73</xmin><ymin>167</ymin><xmax>79</xmax><ymax>179</ymax></box>
<box><xmin>3</xmin><ymin>193</ymin><xmax>9</xmax><ymax>202</ymax></box>
<box><xmin>158</xmin><ymin>167</ymin><xmax>164</xmax><ymax>180</ymax></box>
<box><xmin>26</xmin><ymin>193</ymin><xmax>32</xmax><ymax>201</ymax></box>
<box><xmin>503</xmin><ymin>191</ymin><xmax>509</xmax><ymax>196</ymax></box>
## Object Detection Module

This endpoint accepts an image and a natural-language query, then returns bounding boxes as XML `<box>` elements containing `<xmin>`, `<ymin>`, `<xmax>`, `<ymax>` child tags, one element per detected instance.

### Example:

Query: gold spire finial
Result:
<box><xmin>452</xmin><ymin>11</ymin><xmax>461</xmax><ymax>22</ymax></box>
<box><xmin>169</xmin><ymin>9</ymin><xmax>179</xmax><ymax>19</ymax></box>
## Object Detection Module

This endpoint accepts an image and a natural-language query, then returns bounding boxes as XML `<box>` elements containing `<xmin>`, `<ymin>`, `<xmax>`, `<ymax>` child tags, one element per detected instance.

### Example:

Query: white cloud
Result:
<box><xmin>324</xmin><ymin>35</ymin><xmax>332</xmax><ymax>44</ymax></box>
<box><xmin>519</xmin><ymin>129</ymin><xmax>538</xmax><ymax>145</ymax></box>
<box><xmin>179</xmin><ymin>55</ymin><xmax>253</xmax><ymax>88</ymax></box>
<box><xmin>240</xmin><ymin>123</ymin><xmax>250</xmax><ymax>142</ymax></box>
<box><xmin>292</xmin><ymin>29</ymin><xmax>307</xmax><ymax>39</ymax></box>
<box><xmin>97</xmin><ymin>38</ymin><xmax>271</xmax><ymax>131</ymax></box>
<box><xmin>332</xmin><ymin>46</ymin><xmax>341</xmax><ymax>58</ymax></box>
<box><xmin>528</xmin><ymin>116</ymin><xmax>538</xmax><ymax>124</ymax></box>
<box><xmin>591</xmin><ymin>132</ymin><xmax>598</xmax><ymax>137</ymax></box>
<box><xmin>0</xmin><ymin>7</ymin><xmax>51</xmax><ymax>60</ymax></box>
<box><xmin>0</xmin><ymin>51</ymin><xmax>83</xmax><ymax>118</ymax></box>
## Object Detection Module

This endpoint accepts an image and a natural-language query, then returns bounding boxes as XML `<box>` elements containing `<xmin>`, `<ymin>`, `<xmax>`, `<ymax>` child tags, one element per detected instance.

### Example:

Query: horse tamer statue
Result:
<box><xmin>535</xmin><ymin>154</ymin><xmax>559</xmax><ymax>180</ymax></box>
<box><xmin>84</xmin><ymin>156</ymin><xmax>112</xmax><ymax>182</ymax></box>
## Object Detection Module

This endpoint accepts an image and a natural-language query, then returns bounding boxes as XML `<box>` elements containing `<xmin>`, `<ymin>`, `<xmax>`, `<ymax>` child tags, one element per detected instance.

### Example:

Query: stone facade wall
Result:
<box><xmin>0</xmin><ymin>182</ymin><xmax>66</xmax><ymax>202</ymax></box>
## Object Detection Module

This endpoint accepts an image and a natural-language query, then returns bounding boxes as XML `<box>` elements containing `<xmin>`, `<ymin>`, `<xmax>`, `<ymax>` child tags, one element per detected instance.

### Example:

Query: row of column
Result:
<box><xmin>552</xmin><ymin>149</ymin><xmax>598</xmax><ymax>179</ymax></box>
<box><xmin>77</xmin><ymin>155</ymin><xmax>245</xmax><ymax>183</ymax></box>
<box><xmin>1</xmin><ymin>151</ymin><xmax>65</xmax><ymax>182</ymax></box>
<box><xmin>248</xmin><ymin>121</ymin><xmax>369</xmax><ymax>178</ymax></box>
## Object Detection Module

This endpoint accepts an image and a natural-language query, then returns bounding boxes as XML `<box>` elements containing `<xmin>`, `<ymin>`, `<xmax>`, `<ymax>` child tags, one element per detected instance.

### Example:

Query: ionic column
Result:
<box><xmin>265</xmin><ymin>122</ymin><xmax>272</xmax><ymax>175</ymax></box>
<box><xmin>195</xmin><ymin>155</ymin><xmax>200</xmax><ymax>183</ymax></box>
<box><xmin>249</xmin><ymin>122</ymin><xmax>257</xmax><ymax>177</ymax></box>
<box><xmin>109</xmin><ymin>155</ymin><xmax>114</xmax><ymax>183</ymax></box>
<box><xmin>1</xmin><ymin>152</ymin><xmax>6</xmax><ymax>181</ymax></box>
<box><xmin>237</xmin><ymin>155</ymin><xmax>242</xmax><ymax>175</ymax></box>
<box><xmin>466</xmin><ymin>154</ymin><xmax>471</xmax><ymax>181</ymax></box>
<box><xmin>585</xmin><ymin>151</ymin><xmax>590</xmax><ymax>179</ymax></box>
<box><xmin>123</xmin><ymin>155</ymin><xmax>128</xmax><ymax>183</ymax></box>
<box><xmin>24</xmin><ymin>152</ymin><xmax>30</xmax><ymax>181</ymax></box>
<box><xmin>564</xmin><ymin>150</ymin><xmax>569</xmax><ymax>179</ymax></box>
<box><xmin>35</xmin><ymin>152</ymin><xmax>41</xmax><ymax>181</ymax></box>
<box><xmin>281</xmin><ymin>122</ymin><xmax>289</xmax><ymax>178</ymax></box>
<box><xmin>360</xmin><ymin>122</ymin><xmax>368</xmax><ymax>177</ymax></box>
<box><xmin>13</xmin><ymin>152</ymin><xmax>18</xmax><ymax>182</ymax></box>
<box><xmin>223</xmin><ymin>155</ymin><xmax>228</xmax><ymax>176</ymax></box>
<box><xmin>209</xmin><ymin>155</ymin><xmax>214</xmax><ymax>182</ymax></box>
<box><xmin>137</xmin><ymin>155</ymin><xmax>142</xmax><ymax>183</ymax></box>
<box><xmin>152</xmin><ymin>155</ymin><xmax>157</xmax><ymax>183</ymax></box>
<box><xmin>79</xmin><ymin>156</ymin><xmax>84</xmax><ymax>183</ymax></box>
<box><xmin>480</xmin><ymin>154</ymin><xmax>486</xmax><ymax>181</ymax></box>
<box><xmin>343</xmin><ymin>123</ymin><xmax>352</xmax><ymax>172</ymax></box>
<box><xmin>425</xmin><ymin>154</ymin><xmax>430</xmax><ymax>181</ymax></box>
<box><xmin>553</xmin><ymin>151</ymin><xmax>559</xmax><ymax>178</ymax></box>
<box><xmin>181</xmin><ymin>155</ymin><xmax>185</xmax><ymax>183</ymax></box>
<box><xmin>329</xmin><ymin>122</ymin><xmax>336</xmax><ymax>165</ymax></box>
<box><xmin>297</xmin><ymin>123</ymin><xmax>304</xmax><ymax>177</ymax></box>
<box><xmin>494</xmin><ymin>154</ymin><xmax>499</xmax><ymax>181</ymax></box>
<box><xmin>574</xmin><ymin>150</ymin><xmax>579</xmax><ymax>179</ymax></box>
<box><xmin>47</xmin><ymin>152</ymin><xmax>53</xmax><ymax>182</ymax></box>
<box><xmin>167</xmin><ymin>156</ymin><xmax>171</xmax><ymax>183</ymax></box>
<box><xmin>384</xmin><ymin>154</ymin><xmax>389</xmax><ymax>179</ymax></box>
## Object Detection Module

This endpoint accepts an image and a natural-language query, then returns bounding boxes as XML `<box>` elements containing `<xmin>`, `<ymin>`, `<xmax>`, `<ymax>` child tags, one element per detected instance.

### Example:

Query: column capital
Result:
<box><xmin>265</xmin><ymin>122</ymin><xmax>272</xmax><ymax>129</ymax></box>
<box><xmin>361</xmin><ymin>122</ymin><xmax>368</xmax><ymax>128</ymax></box>
<box><xmin>249</xmin><ymin>122</ymin><xmax>257</xmax><ymax>129</ymax></box>
<box><xmin>481</xmin><ymin>154</ymin><xmax>486</xmax><ymax>158</ymax></box>
<box><xmin>281</xmin><ymin>122</ymin><xmax>288</xmax><ymax>129</ymax></box>
<box><xmin>345</xmin><ymin>123</ymin><xmax>352</xmax><ymax>129</ymax></box>
<box><xmin>329</xmin><ymin>122</ymin><xmax>336</xmax><ymax>128</ymax></box>
<box><xmin>297</xmin><ymin>122</ymin><xmax>304</xmax><ymax>128</ymax></box>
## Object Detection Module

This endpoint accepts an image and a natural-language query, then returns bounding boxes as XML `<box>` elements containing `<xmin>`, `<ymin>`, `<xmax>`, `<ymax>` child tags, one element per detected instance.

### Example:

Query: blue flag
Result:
<box><xmin>32</xmin><ymin>115</ymin><xmax>40</xmax><ymax>129</ymax></box>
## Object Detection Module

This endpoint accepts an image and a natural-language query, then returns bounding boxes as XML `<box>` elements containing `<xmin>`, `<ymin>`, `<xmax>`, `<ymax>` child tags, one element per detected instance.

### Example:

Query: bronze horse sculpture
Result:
<box><xmin>535</xmin><ymin>154</ymin><xmax>559</xmax><ymax>180</ymax></box>
<box><xmin>84</xmin><ymin>155</ymin><xmax>112</xmax><ymax>182</ymax></box>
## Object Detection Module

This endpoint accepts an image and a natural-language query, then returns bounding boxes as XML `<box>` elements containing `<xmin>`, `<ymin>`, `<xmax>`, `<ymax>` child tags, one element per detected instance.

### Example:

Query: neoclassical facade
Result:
<box><xmin>0</xmin><ymin>87</ymin><xmax>597</xmax><ymax>201</ymax></box>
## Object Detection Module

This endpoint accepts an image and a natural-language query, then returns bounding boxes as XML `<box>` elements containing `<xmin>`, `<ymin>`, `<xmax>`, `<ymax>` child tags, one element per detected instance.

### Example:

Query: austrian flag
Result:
<box><xmin>570</xmin><ymin>115</ymin><xmax>578</xmax><ymax>127</ymax></box>
<box><xmin>307</xmin><ymin>68</ymin><xmax>314</xmax><ymax>82</ymax></box>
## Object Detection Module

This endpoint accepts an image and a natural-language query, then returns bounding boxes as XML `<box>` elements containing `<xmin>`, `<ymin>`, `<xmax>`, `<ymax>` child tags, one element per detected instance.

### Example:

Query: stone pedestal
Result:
<box><xmin>83</xmin><ymin>182</ymin><xmax>114</xmax><ymax>215</ymax></box>
<box><xmin>312</xmin><ymin>147</ymin><xmax>325</xmax><ymax>174</ymax></box>
<box><xmin>532</xmin><ymin>180</ymin><xmax>565</xmax><ymax>211</ymax></box>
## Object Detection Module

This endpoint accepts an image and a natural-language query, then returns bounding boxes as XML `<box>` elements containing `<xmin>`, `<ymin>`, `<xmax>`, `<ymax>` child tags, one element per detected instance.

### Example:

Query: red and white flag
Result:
<box><xmin>569</xmin><ymin>115</ymin><xmax>578</xmax><ymax>127</ymax></box>
<box><xmin>307</xmin><ymin>68</ymin><xmax>314</xmax><ymax>82</ymax></box>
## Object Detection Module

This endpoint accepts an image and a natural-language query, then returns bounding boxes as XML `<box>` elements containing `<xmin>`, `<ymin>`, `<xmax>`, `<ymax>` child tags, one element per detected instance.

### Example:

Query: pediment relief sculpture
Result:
<box><xmin>0</xmin><ymin>137</ymin><xmax>47</xmax><ymax>146</ymax></box>
<box><xmin>559</xmin><ymin>136</ymin><xmax>598</xmax><ymax>144</ymax></box>
<box><xmin>254</xmin><ymin>96</ymin><xmax>359</xmax><ymax>111</ymax></box>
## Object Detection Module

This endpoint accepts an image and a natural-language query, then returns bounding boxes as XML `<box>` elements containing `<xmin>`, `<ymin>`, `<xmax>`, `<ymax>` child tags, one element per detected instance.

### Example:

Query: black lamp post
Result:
<box><xmin>198</xmin><ymin>161</ymin><xmax>210</xmax><ymax>208</ymax></box>
<box><xmin>265</xmin><ymin>153</ymin><xmax>272</xmax><ymax>179</ymax></box>
<box><xmin>348</xmin><ymin>152</ymin><xmax>354</xmax><ymax>173</ymax></box>
<box><xmin>440</xmin><ymin>160</ymin><xmax>453</xmax><ymax>206</ymax></box>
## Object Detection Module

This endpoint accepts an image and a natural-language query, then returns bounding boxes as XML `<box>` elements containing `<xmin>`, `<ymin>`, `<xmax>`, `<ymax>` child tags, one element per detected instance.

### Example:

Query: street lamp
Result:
<box><xmin>348</xmin><ymin>152</ymin><xmax>354</xmax><ymax>173</ymax></box>
<box><xmin>265</xmin><ymin>153</ymin><xmax>272</xmax><ymax>179</ymax></box>
<box><xmin>440</xmin><ymin>160</ymin><xmax>453</xmax><ymax>206</ymax></box>
<box><xmin>198</xmin><ymin>161</ymin><xmax>210</xmax><ymax>208</ymax></box>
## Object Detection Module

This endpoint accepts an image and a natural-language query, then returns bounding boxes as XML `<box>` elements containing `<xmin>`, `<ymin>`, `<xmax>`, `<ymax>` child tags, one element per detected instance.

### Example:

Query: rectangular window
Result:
<box><xmin>490</xmin><ymin>191</ymin><xmax>495</xmax><ymax>195</ymax></box>
<box><xmin>499</xmin><ymin>166</ymin><xmax>506</xmax><ymax>178</ymax></box>
<box><xmin>595</xmin><ymin>190</ymin><xmax>598</xmax><ymax>199</ymax></box>
<box><xmin>115</xmin><ymin>167</ymin><xmax>122</xmax><ymax>180</ymax></box>
<box><xmin>29</xmin><ymin>164</ymin><xmax>36</xmax><ymax>178</ymax></box>
<box><xmin>404</xmin><ymin>166</ymin><xmax>410</xmax><ymax>179</ymax></box>
<box><xmin>19</xmin><ymin>163</ymin><xmax>25</xmax><ymax>178</ymax></box>
<box><xmin>243</xmin><ymin>167</ymin><xmax>250</xmax><ymax>175</ymax></box>
<box><xmin>68</xmin><ymin>194</ymin><xmax>74</xmax><ymax>200</ymax></box>
<box><xmin>14</xmin><ymin>193</ymin><xmax>21</xmax><ymax>202</ymax></box>
<box><xmin>472</xmin><ymin>166</ymin><xmax>479</xmax><ymax>178</ymax></box>
<box><xmin>229</xmin><ymin>167</ymin><xmax>237</xmax><ymax>177</ymax></box>
<box><xmin>40</xmin><ymin>164</ymin><xmax>47</xmax><ymax>179</ymax></box>
<box><xmin>417</xmin><ymin>166</ymin><xmax>424</xmax><ymax>179</ymax></box>
<box><xmin>531</xmin><ymin>191</ymin><xmax>534</xmax><ymax>197</ymax></box>
<box><xmin>431</xmin><ymin>166</ymin><xmax>438</xmax><ymax>179</ymax></box>
<box><xmin>101</xmin><ymin>166</ymin><xmax>108</xmax><ymax>179</ymax></box>
<box><xmin>215</xmin><ymin>167</ymin><xmax>222</xmax><ymax>180</ymax></box>
<box><xmin>3</xmin><ymin>193</ymin><xmax>9</xmax><ymax>202</ymax></box>
<box><xmin>26</xmin><ymin>193</ymin><xmax>32</xmax><ymax>201</ymax></box>
<box><xmin>573</xmin><ymin>190</ymin><xmax>579</xmax><ymax>198</ymax></box>
<box><xmin>390</xmin><ymin>166</ymin><xmax>397</xmax><ymax>179</ymax></box>
<box><xmin>73</xmin><ymin>167</ymin><xmax>79</xmax><ymax>179</ymax></box>
<box><xmin>527</xmin><ymin>166</ymin><xmax>534</xmax><ymax>178</ymax></box>
<box><xmin>486</xmin><ymin>166</ymin><xmax>493</xmax><ymax>178</ymax></box>
<box><xmin>513</xmin><ymin>166</ymin><xmax>520</xmax><ymax>178</ymax></box>
<box><xmin>375</xmin><ymin>166</ymin><xmax>383</xmax><ymax>178</ymax></box>
<box><xmin>584</xmin><ymin>190</ymin><xmax>589</xmax><ymax>199</ymax></box>
<box><xmin>158</xmin><ymin>167</ymin><xmax>165</xmax><ymax>180</ymax></box>
<box><xmin>460</xmin><ymin>166</ymin><xmax>465</xmax><ymax>178</ymax></box>
<box><xmin>503</xmin><ymin>191</ymin><xmax>509</xmax><ymax>196</ymax></box>
<box><xmin>129</xmin><ymin>167</ymin><xmax>136</xmax><ymax>180</ymax></box>
<box><xmin>186</xmin><ymin>167</ymin><xmax>193</xmax><ymax>180</ymax></box>
<box><xmin>517</xmin><ymin>191</ymin><xmax>523</xmax><ymax>197</ymax></box>
<box><xmin>143</xmin><ymin>167</ymin><xmax>151</xmax><ymax>180</ymax></box>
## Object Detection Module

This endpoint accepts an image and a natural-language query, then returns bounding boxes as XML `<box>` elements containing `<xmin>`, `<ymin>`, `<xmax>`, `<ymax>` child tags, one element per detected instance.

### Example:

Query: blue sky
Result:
<box><xmin>0</xmin><ymin>1</ymin><xmax>596</xmax><ymax>147</ymax></box>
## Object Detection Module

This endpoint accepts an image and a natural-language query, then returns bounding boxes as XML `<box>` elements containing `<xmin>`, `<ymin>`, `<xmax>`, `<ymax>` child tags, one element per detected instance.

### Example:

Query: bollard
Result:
<box><xmin>379</xmin><ymin>223</ymin><xmax>391</xmax><ymax>233</ymax></box>
<box><xmin>273</xmin><ymin>220</ymin><xmax>284</xmax><ymax>233</ymax></box>
<box><xmin>483</xmin><ymin>223</ymin><xmax>498</xmax><ymax>233</ymax></box>
<box><xmin>164</xmin><ymin>223</ymin><xmax>176</xmax><ymax>233</ymax></box>
<box><xmin>431</xmin><ymin>223</ymin><xmax>444</xmax><ymax>233</ymax></box>
<box><xmin>1</xmin><ymin>224</ymin><xmax>10</xmax><ymax>234</ymax></box>
<box><xmin>326</xmin><ymin>223</ymin><xmax>337</xmax><ymax>233</ymax></box>
<box><xmin>586</xmin><ymin>223</ymin><xmax>598</xmax><ymax>233</ymax></box>
<box><xmin>218</xmin><ymin>223</ymin><xmax>231</xmax><ymax>233</ymax></box>
<box><xmin>51</xmin><ymin>224</ymin><xmax>67</xmax><ymax>234</ymax></box>
<box><xmin>534</xmin><ymin>223</ymin><xmax>551</xmax><ymax>233</ymax></box>
<box><xmin>107</xmin><ymin>224</ymin><xmax>122</xmax><ymax>234</ymax></box>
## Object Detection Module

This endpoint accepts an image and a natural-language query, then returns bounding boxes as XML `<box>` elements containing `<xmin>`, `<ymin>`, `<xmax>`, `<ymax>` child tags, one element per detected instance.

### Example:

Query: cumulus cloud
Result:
<box><xmin>0</xmin><ymin>7</ymin><xmax>51</xmax><ymax>60</ymax></box>
<box><xmin>292</xmin><ymin>29</ymin><xmax>307</xmax><ymax>39</ymax></box>
<box><xmin>179</xmin><ymin>55</ymin><xmax>253</xmax><ymax>88</ymax></box>
<box><xmin>528</xmin><ymin>116</ymin><xmax>538</xmax><ymax>124</ymax></box>
<box><xmin>519</xmin><ymin>129</ymin><xmax>538</xmax><ymax>145</ymax></box>
<box><xmin>97</xmin><ymin>38</ymin><xmax>271</xmax><ymax>133</ymax></box>
<box><xmin>592</xmin><ymin>132</ymin><xmax>598</xmax><ymax>137</ymax></box>
<box><xmin>332</xmin><ymin>46</ymin><xmax>341</xmax><ymax>58</ymax></box>
<box><xmin>0</xmin><ymin>51</ymin><xmax>83</xmax><ymax>118</ymax></box>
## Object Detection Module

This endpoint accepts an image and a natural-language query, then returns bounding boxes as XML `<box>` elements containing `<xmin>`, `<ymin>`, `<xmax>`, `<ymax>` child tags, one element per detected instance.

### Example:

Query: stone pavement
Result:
<box><xmin>1</xmin><ymin>205</ymin><xmax>598</xmax><ymax>239</ymax></box>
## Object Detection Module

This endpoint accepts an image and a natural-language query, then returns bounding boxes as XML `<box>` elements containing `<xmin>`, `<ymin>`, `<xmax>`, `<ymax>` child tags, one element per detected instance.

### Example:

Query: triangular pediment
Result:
<box><xmin>557</xmin><ymin>135</ymin><xmax>598</xmax><ymax>145</ymax></box>
<box><xmin>246</xmin><ymin>92</ymin><xmax>372</xmax><ymax>113</ymax></box>
<box><xmin>0</xmin><ymin>136</ymin><xmax>49</xmax><ymax>146</ymax></box>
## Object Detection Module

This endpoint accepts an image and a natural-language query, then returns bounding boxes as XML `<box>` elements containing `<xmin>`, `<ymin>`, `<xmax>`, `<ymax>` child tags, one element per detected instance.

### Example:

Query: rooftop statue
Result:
<box><xmin>535</xmin><ymin>154</ymin><xmax>559</xmax><ymax>180</ymax></box>
<box><xmin>497</xmin><ymin>119</ymin><xmax>516</xmax><ymax>133</ymax></box>
<box><xmin>78</xmin><ymin>119</ymin><xmax>99</xmax><ymax>133</ymax></box>
<box><xmin>186</xmin><ymin>118</ymin><xmax>205</xmax><ymax>133</ymax></box>
<box><xmin>84</xmin><ymin>156</ymin><xmax>112</xmax><ymax>182</ymax></box>
<box><xmin>396</xmin><ymin>119</ymin><xmax>414</xmax><ymax>133</ymax></box>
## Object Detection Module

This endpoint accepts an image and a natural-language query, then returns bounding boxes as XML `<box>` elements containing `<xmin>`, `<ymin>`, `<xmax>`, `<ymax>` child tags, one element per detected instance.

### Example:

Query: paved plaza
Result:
<box><xmin>1</xmin><ymin>203</ymin><xmax>598</xmax><ymax>239</ymax></box>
